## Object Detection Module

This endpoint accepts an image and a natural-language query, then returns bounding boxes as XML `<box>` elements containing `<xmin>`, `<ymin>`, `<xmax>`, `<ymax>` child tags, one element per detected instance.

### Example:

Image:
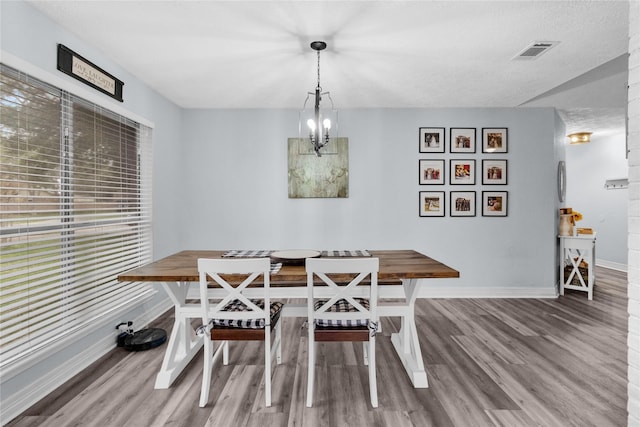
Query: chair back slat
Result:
<box><xmin>197</xmin><ymin>258</ymin><xmax>271</xmax><ymax>330</ymax></box>
<box><xmin>306</xmin><ymin>257</ymin><xmax>379</xmax><ymax>326</ymax></box>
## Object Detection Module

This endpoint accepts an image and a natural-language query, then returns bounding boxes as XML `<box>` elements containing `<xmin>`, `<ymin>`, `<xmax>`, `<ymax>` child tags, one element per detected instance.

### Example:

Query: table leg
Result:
<box><xmin>389</xmin><ymin>278</ymin><xmax>429</xmax><ymax>388</ymax></box>
<box><xmin>154</xmin><ymin>282</ymin><xmax>203</xmax><ymax>389</ymax></box>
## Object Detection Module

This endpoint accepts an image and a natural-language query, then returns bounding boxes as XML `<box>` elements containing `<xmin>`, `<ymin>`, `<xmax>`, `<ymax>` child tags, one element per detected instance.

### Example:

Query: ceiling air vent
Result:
<box><xmin>513</xmin><ymin>41</ymin><xmax>560</xmax><ymax>60</ymax></box>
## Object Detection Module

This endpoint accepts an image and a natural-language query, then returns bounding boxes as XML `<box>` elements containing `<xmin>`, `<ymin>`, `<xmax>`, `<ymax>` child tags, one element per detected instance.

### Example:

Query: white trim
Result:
<box><xmin>596</xmin><ymin>258</ymin><xmax>628</xmax><ymax>272</ymax></box>
<box><xmin>0</xmin><ymin>296</ymin><xmax>172</xmax><ymax>426</ymax></box>
<box><xmin>417</xmin><ymin>286</ymin><xmax>558</xmax><ymax>299</ymax></box>
<box><xmin>1</xmin><ymin>50</ymin><xmax>154</xmax><ymax>128</ymax></box>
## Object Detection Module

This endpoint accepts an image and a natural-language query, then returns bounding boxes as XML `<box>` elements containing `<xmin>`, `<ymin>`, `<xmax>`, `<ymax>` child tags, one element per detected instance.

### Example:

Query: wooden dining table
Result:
<box><xmin>118</xmin><ymin>249</ymin><xmax>459</xmax><ymax>390</ymax></box>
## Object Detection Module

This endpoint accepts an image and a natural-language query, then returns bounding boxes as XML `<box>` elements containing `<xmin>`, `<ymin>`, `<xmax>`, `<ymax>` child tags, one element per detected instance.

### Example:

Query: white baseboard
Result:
<box><xmin>376</xmin><ymin>283</ymin><xmax>558</xmax><ymax>299</ymax></box>
<box><xmin>417</xmin><ymin>286</ymin><xmax>558</xmax><ymax>299</ymax></box>
<box><xmin>596</xmin><ymin>259</ymin><xmax>628</xmax><ymax>272</ymax></box>
<box><xmin>0</xmin><ymin>297</ymin><xmax>172</xmax><ymax>426</ymax></box>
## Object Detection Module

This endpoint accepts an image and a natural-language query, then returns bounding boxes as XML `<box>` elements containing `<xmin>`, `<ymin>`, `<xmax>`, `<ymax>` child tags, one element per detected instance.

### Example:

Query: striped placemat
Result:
<box><xmin>223</xmin><ymin>249</ymin><xmax>371</xmax><ymax>258</ymax></box>
<box><xmin>321</xmin><ymin>250</ymin><xmax>371</xmax><ymax>257</ymax></box>
<box><xmin>223</xmin><ymin>250</ymin><xmax>273</xmax><ymax>258</ymax></box>
<box><xmin>270</xmin><ymin>263</ymin><xmax>282</xmax><ymax>273</ymax></box>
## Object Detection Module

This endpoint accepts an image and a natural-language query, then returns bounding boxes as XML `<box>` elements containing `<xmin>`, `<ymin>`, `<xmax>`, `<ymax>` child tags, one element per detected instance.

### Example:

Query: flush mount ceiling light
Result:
<box><xmin>299</xmin><ymin>41</ymin><xmax>338</xmax><ymax>157</ymax></box>
<box><xmin>567</xmin><ymin>132</ymin><xmax>592</xmax><ymax>144</ymax></box>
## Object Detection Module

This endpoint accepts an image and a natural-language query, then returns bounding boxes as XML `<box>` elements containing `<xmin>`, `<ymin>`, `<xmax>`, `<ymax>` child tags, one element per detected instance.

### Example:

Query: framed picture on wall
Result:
<box><xmin>482</xmin><ymin>191</ymin><xmax>508</xmax><ymax>216</ymax></box>
<box><xmin>482</xmin><ymin>128</ymin><xmax>508</xmax><ymax>153</ymax></box>
<box><xmin>419</xmin><ymin>191</ymin><xmax>445</xmax><ymax>217</ymax></box>
<box><xmin>419</xmin><ymin>127</ymin><xmax>445</xmax><ymax>153</ymax></box>
<box><xmin>450</xmin><ymin>159</ymin><xmax>475</xmax><ymax>185</ymax></box>
<box><xmin>450</xmin><ymin>191</ymin><xmax>476</xmax><ymax>217</ymax></box>
<box><xmin>450</xmin><ymin>128</ymin><xmax>476</xmax><ymax>153</ymax></box>
<box><xmin>482</xmin><ymin>159</ymin><xmax>508</xmax><ymax>185</ymax></box>
<box><xmin>419</xmin><ymin>159</ymin><xmax>445</xmax><ymax>185</ymax></box>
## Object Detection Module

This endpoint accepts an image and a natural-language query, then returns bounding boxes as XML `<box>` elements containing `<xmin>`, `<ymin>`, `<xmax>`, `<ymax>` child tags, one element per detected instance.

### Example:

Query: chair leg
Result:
<box><xmin>368</xmin><ymin>337</ymin><xmax>378</xmax><ymax>408</ymax></box>
<box><xmin>362</xmin><ymin>341</ymin><xmax>369</xmax><ymax>366</ymax></box>
<box><xmin>306</xmin><ymin>327</ymin><xmax>315</xmax><ymax>407</ymax></box>
<box><xmin>276</xmin><ymin>320</ymin><xmax>282</xmax><ymax>364</ymax></box>
<box><xmin>265</xmin><ymin>326</ymin><xmax>272</xmax><ymax>407</ymax></box>
<box><xmin>222</xmin><ymin>340</ymin><xmax>229</xmax><ymax>365</ymax></box>
<box><xmin>199</xmin><ymin>339</ymin><xmax>213</xmax><ymax>407</ymax></box>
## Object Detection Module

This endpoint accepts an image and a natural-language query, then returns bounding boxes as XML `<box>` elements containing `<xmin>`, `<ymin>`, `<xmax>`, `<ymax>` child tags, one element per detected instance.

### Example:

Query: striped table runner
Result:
<box><xmin>223</xmin><ymin>250</ymin><xmax>371</xmax><ymax>258</ymax></box>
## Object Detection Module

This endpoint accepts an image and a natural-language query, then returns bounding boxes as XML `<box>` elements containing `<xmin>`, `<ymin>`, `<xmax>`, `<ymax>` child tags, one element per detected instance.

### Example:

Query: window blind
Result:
<box><xmin>0</xmin><ymin>64</ymin><xmax>153</xmax><ymax>368</ymax></box>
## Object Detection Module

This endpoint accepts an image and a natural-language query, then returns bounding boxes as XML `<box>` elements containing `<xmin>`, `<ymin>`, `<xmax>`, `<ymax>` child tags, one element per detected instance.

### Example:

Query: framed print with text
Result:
<box><xmin>482</xmin><ymin>159</ymin><xmax>508</xmax><ymax>185</ymax></box>
<box><xmin>450</xmin><ymin>159</ymin><xmax>475</xmax><ymax>185</ymax></box>
<box><xmin>482</xmin><ymin>191</ymin><xmax>508</xmax><ymax>216</ymax></box>
<box><xmin>450</xmin><ymin>128</ymin><xmax>476</xmax><ymax>153</ymax></box>
<box><xmin>419</xmin><ymin>127</ymin><xmax>445</xmax><ymax>153</ymax></box>
<box><xmin>419</xmin><ymin>159</ymin><xmax>445</xmax><ymax>185</ymax></box>
<box><xmin>482</xmin><ymin>128</ymin><xmax>508</xmax><ymax>153</ymax></box>
<box><xmin>419</xmin><ymin>191</ymin><xmax>445</xmax><ymax>217</ymax></box>
<box><xmin>450</xmin><ymin>191</ymin><xmax>476</xmax><ymax>217</ymax></box>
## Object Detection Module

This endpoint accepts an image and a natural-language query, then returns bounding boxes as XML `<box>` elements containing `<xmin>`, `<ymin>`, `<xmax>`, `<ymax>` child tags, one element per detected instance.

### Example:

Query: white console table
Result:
<box><xmin>559</xmin><ymin>233</ymin><xmax>596</xmax><ymax>300</ymax></box>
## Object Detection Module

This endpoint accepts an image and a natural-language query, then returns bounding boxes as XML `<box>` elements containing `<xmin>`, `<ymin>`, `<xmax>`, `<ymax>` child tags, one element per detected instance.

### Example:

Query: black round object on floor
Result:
<box><xmin>123</xmin><ymin>328</ymin><xmax>167</xmax><ymax>351</ymax></box>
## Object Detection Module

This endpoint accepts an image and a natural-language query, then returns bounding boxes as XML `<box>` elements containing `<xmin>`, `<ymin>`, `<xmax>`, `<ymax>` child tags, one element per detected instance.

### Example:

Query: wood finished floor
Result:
<box><xmin>8</xmin><ymin>266</ymin><xmax>628</xmax><ymax>427</ymax></box>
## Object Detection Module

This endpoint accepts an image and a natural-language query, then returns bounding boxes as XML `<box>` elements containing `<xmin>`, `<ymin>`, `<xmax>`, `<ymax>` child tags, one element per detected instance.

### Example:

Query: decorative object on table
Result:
<box><xmin>559</xmin><ymin>214</ymin><xmax>574</xmax><ymax>236</ymax></box>
<box><xmin>450</xmin><ymin>191</ymin><xmax>476</xmax><ymax>217</ymax></box>
<box><xmin>567</xmin><ymin>132</ymin><xmax>592</xmax><ymax>144</ymax></box>
<box><xmin>419</xmin><ymin>159</ymin><xmax>445</xmax><ymax>185</ymax></box>
<box><xmin>288</xmin><ymin>137</ymin><xmax>349</xmax><ymax>198</ymax></box>
<box><xmin>482</xmin><ymin>159</ymin><xmax>508</xmax><ymax>185</ymax></box>
<box><xmin>419</xmin><ymin>127</ymin><xmax>445</xmax><ymax>153</ymax></box>
<box><xmin>299</xmin><ymin>41</ymin><xmax>338</xmax><ymax>157</ymax></box>
<box><xmin>449</xmin><ymin>159</ymin><xmax>476</xmax><ymax>185</ymax></box>
<box><xmin>558</xmin><ymin>208</ymin><xmax>583</xmax><ymax>236</ymax></box>
<box><xmin>450</xmin><ymin>128</ymin><xmax>476</xmax><ymax>153</ymax></box>
<box><xmin>482</xmin><ymin>128</ymin><xmax>508</xmax><ymax>153</ymax></box>
<box><xmin>270</xmin><ymin>249</ymin><xmax>321</xmax><ymax>266</ymax></box>
<box><xmin>482</xmin><ymin>191</ymin><xmax>508</xmax><ymax>216</ymax></box>
<box><xmin>577</xmin><ymin>228</ymin><xmax>594</xmax><ymax>235</ymax></box>
<box><xmin>419</xmin><ymin>191</ymin><xmax>445</xmax><ymax>217</ymax></box>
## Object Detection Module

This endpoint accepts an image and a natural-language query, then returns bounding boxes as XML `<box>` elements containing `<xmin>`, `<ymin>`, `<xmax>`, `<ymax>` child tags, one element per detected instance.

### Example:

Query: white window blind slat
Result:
<box><xmin>0</xmin><ymin>64</ymin><xmax>154</xmax><ymax>369</ymax></box>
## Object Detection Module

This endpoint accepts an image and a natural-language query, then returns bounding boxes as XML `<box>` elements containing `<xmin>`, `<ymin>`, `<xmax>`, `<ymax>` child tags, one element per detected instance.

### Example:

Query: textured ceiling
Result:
<box><xmin>25</xmin><ymin>0</ymin><xmax>630</xmax><ymax>135</ymax></box>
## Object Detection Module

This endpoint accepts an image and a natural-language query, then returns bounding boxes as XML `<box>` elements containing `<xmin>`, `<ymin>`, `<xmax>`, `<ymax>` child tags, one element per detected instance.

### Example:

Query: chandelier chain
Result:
<box><xmin>316</xmin><ymin>49</ymin><xmax>322</xmax><ymax>91</ymax></box>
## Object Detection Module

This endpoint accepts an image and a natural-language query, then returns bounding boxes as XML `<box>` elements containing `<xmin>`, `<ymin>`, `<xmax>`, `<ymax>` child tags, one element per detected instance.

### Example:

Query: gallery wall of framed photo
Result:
<box><xmin>418</xmin><ymin>127</ymin><xmax>509</xmax><ymax>218</ymax></box>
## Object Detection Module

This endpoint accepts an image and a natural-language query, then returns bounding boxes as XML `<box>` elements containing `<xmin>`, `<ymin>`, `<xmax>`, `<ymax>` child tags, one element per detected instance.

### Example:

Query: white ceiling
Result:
<box><xmin>25</xmin><ymin>0</ymin><xmax>630</xmax><ymax>135</ymax></box>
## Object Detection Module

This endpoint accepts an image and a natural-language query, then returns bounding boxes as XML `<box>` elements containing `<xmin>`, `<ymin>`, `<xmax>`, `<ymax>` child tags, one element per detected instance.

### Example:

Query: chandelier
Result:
<box><xmin>300</xmin><ymin>41</ymin><xmax>338</xmax><ymax>157</ymax></box>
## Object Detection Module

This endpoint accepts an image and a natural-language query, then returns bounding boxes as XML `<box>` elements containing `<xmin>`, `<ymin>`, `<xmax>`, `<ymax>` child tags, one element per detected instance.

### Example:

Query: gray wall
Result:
<box><xmin>565</xmin><ymin>132</ymin><xmax>629</xmax><ymax>268</ymax></box>
<box><xmin>182</xmin><ymin>107</ymin><xmax>561</xmax><ymax>294</ymax></box>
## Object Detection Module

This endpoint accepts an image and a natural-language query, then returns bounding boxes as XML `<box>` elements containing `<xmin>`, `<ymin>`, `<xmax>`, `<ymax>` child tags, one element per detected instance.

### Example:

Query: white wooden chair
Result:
<box><xmin>305</xmin><ymin>257</ymin><xmax>380</xmax><ymax>408</ymax></box>
<box><xmin>196</xmin><ymin>257</ymin><xmax>282</xmax><ymax>407</ymax></box>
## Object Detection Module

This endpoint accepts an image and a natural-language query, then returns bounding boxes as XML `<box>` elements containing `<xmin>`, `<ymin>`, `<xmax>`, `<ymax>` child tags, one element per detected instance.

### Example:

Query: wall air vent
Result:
<box><xmin>513</xmin><ymin>41</ymin><xmax>560</xmax><ymax>60</ymax></box>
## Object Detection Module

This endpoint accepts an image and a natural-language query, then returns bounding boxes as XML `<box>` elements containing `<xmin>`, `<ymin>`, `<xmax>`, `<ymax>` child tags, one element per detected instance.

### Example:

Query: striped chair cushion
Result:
<box><xmin>211</xmin><ymin>299</ymin><xmax>283</xmax><ymax>329</ymax></box>
<box><xmin>314</xmin><ymin>298</ymin><xmax>370</xmax><ymax>327</ymax></box>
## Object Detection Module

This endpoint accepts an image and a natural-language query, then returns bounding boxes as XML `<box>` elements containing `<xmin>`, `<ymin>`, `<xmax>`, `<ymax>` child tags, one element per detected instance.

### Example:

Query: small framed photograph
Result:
<box><xmin>419</xmin><ymin>191</ymin><xmax>445</xmax><ymax>217</ymax></box>
<box><xmin>419</xmin><ymin>159</ymin><xmax>445</xmax><ymax>185</ymax></box>
<box><xmin>482</xmin><ymin>128</ymin><xmax>508</xmax><ymax>153</ymax></box>
<box><xmin>450</xmin><ymin>191</ymin><xmax>476</xmax><ymax>217</ymax></box>
<box><xmin>419</xmin><ymin>127</ymin><xmax>445</xmax><ymax>153</ymax></box>
<box><xmin>482</xmin><ymin>191</ymin><xmax>508</xmax><ymax>216</ymax></box>
<box><xmin>450</xmin><ymin>159</ymin><xmax>476</xmax><ymax>185</ymax></box>
<box><xmin>450</xmin><ymin>128</ymin><xmax>476</xmax><ymax>153</ymax></box>
<box><xmin>482</xmin><ymin>159</ymin><xmax>508</xmax><ymax>185</ymax></box>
